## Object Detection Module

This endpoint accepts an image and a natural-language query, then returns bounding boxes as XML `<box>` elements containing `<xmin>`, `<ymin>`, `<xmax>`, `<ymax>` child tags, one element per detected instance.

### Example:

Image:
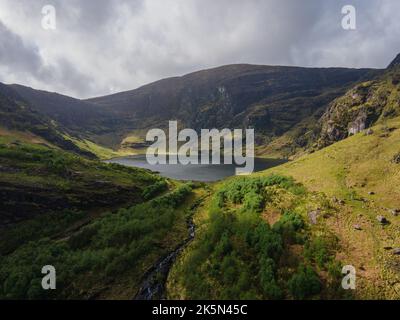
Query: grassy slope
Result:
<box><xmin>167</xmin><ymin>117</ymin><xmax>400</xmax><ymax>300</ymax></box>
<box><xmin>260</xmin><ymin>117</ymin><xmax>400</xmax><ymax>299</ymax></box>
<box><xmin>63</xmin><ymin>134</ymin><xmax>132</xmax><ymax>159</ymax></box>
<box><xmin>0</xmin><ymin>133</ymin><xmax>163</xmax><ymax>251</ymax></box>
<box><xmin>168</xmin><ymin>175</ymin><xmax>347</xmax><ymax>300</ymax></box>
<box><xmin>0</xmin><ymin>183</ymin><xmax>197</xmax><ymax>299</ymax></box>
<box><xmin>0</xmin><ymin>128</ymin><xmax>207</xmax><ymax>299</ymax></box>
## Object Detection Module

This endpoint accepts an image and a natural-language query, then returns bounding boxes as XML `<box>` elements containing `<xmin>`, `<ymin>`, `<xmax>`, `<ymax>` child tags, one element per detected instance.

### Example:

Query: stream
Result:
<box><xmin>134</xmin><ymin>203</ymin><xmax>198</xmax><ymax>300</ymax></box>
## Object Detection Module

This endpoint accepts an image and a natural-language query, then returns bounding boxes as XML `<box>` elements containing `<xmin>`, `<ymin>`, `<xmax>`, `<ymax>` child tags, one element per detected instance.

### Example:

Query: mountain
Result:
<box><xmin>3</xmin><ymin>64</ymin><xmax>380</xmax><ymax>154</ymax></box>
<box><xmin>86</xmin><ymin>64</ymin><xmax>379</xmax><ymax>149</ymax></box>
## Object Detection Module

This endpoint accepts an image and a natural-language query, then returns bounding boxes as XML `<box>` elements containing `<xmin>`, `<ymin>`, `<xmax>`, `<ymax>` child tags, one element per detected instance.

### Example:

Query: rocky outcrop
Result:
<box><xmin>348</xmin><ymin>111</ymin><xmax>367</xmax><ymax>135</ymax></box>
<box><xmin>317</xmin><ymin>53</ymin><xmax>400</xmax><ymax>149</ymax></box>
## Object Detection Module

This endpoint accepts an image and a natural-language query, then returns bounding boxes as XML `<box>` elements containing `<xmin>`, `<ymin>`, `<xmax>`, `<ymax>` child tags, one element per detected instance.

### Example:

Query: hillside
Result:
<box><xmin>168</xmin><ymin>116</ymin><xmax>400</xmax><ymax>299</ymax></box>
<box><xmin>257</xmin><ymin>54</ymin><xmax>400</xmax><ymax>159</ymax></box>
<box><xmin>10</xmin><ymin>84</ymin><xmax>113</xmax><ymax>136</ymax></box>
<box><xmin>0</xmin><ymin>83</ymin><xmax>98</xmax><ymax>158</ymax></box>
<box><xmin>3</xmin><ymin>65</ymin><xmax>380</xmax><ymax>154</ymax></box>
<box><xmin>0</xmin><ymin>133</ymin><xmax>201</xmax><ymax>299</ymax></box>
<box><xmin>87</xmin><ymin>64</ymin><xmax>378</xmax><ymax>150</ymax></box>
<box><xmin>317</xmin><ymin>54</ymin><xmax>400</xmax><ymax>148</ymax></box>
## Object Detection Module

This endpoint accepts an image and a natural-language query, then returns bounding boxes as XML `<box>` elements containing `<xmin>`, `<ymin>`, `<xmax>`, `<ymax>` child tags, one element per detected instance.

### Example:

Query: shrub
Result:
<box><xmin>304</xmin><ymin>236</ymin><xmax>338</xmax><ymax>269</ymax></box>
<box><xmin>288</xmin><ymin>265</ymin><xmax>321</xmax><ymax>299</ymax></box>
<box><xmin>142</xmin><ymin>180</ymin><xmax>168</xmax><ymax>200</ymax></box>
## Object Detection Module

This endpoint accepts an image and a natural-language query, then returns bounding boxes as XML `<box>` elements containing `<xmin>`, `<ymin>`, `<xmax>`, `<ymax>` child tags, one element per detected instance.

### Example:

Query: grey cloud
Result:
<box><xmin>0</xmin><ymin>0</ymin><xmax>399</xmax><ymax>98</ymax></box>
<box><xmin>0</xmin><ymin>21</ymin><xmax>43</xmax><ymax>78</ymax></box>
<box><xmin>0</xmin><ymin>19</ymin><xmax>96</xmax><ymax>97</ymax></box>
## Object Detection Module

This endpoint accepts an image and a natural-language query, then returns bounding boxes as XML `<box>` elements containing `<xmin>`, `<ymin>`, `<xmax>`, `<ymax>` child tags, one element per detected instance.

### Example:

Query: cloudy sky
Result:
<box><xmin>0</xmin><ymin>0</ymin><xmax>399</xmax><ymax>99</ymax></box>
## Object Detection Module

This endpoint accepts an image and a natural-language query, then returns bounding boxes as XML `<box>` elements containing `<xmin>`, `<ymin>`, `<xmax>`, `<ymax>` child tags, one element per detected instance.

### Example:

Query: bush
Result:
<box><xmin>273</xmin><ymin>210</ymin><xmax>305</xmax><ymax>244</ymax></box>
<box><xmin>142</xmin><ymin>180</ymin><xmax>168</xmax><ymax>200</ymax></box>
<box><xmin>288</xmin><ymin>265</ymin><xmax>321</xmax><ymax>299</ymax></box>
<box><xmin>304</xmin><ymin>236</ymin><xmax>338</xmax><ymax>269</ymax></box>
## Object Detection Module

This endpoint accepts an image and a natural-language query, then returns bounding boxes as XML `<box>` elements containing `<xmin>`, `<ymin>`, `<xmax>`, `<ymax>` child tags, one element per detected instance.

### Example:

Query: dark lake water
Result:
<box><xmin>106</xmin><ymin>155</ymin><xmax>287</xmax><ymax>182</ymax></box>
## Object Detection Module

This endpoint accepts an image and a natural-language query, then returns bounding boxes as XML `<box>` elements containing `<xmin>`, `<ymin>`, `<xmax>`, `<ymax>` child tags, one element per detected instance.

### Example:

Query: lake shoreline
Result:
<box><xmin>106</xmin><ymin>155</ymin><xmax>288</xmax><ymax>182</ymax></box>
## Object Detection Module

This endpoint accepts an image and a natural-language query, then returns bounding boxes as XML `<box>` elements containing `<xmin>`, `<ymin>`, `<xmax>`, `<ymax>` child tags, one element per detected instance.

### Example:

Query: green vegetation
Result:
<box><xmin>263</xmin><ymin>117</ymin><xmax>400</xmax><ymax>299</ymax></box>
<box><xmin>0</xmin><ymin>184</ymin><xmax>193</xmax><ymax>299</ymax></box>
<box><xmin>168</xmin><ymin>175</ymin><xmax>340</xmax><ymax>300</ymax></box>
<box><xmin>287</xmin><ymin>265</ymin><xmax>321</xmax><ymax>299</ymax></box>
<box><xmin>1</xmin><ymin>56</ymin><xmax>399</xmax><ymax>300</ymax></box>
<box><xmin>0</xmin><ymin>136</ymin><xmax>159</xmax><ymax>228</ymax></box>
<box><xmin>142</xmin><ymin>180</ymin><xmax>169</xmax><ymax>200</ymax></box>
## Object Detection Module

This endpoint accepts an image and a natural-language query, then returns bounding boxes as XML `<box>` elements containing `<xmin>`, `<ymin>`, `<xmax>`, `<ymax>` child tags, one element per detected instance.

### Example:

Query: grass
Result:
<box><xmin>259</xmin><ymin>117</ymin><xmax>400</xmax><ymax>299</ymax></box>
<box><xmin>63</xmin><ymin>135</ymin><xmax>132</xmax><ymax>160</ymax></box>
<box><xmin>167</xmin><ymin>117</ymin><xmax>400</xmax><ymax>300</ymax></box>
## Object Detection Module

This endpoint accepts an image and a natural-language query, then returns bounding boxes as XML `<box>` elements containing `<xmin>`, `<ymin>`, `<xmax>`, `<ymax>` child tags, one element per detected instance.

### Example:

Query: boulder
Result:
<box><xmin>393</xmin><ymin>248</ymin><xmax>400</xmax><ymax>255</ymax></box>
<box><xmin>353</xmin><ymin>224</ymin><xmax>362</xmax><ymax>231</ymax></box>
<box><xmin>376</xmin><ymin>215</ymin><xmax>388</xmax><ymax>224</ymax></box>
<box><xmin>390</xmin><ymin>209</ymin><xmax>400</xmax><ymax>216</ymax></box>
<box><xmin>368</xmin><ymin>191</ymin><xmax>375</xmax><ymax>195</ymax></box>
<box><xmin>393</xmin><ymin>153</ymin><xmax>400</xmax><ymax>164</ymax></box>
<box><xmin>308</xmin><ymin>210</ymin><xmax>320</xmax><ymax>225</ymax></box>
<box><xmin>365</xmin><ymin>128</ymin><xmax>374</xmax><ymax>135</ymax></box>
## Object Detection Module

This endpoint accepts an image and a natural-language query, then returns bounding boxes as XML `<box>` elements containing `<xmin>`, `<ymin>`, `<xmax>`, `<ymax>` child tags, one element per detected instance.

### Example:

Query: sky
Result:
<box><xmin>0</xmin><ymin>0</ymin><xmax>399</xmax><ymax>99</ymax></box>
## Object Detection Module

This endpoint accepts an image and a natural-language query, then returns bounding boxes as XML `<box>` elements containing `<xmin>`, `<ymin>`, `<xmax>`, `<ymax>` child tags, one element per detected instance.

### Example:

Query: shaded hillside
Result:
<box><xmin>0</xmin><ymin>136</ymin><xmax>160</xmax><ymax>230</ymax></box>
<box><xmin>0</xmin><ymin>83</ymin><xmax>95</xmax><ymax>158</ymax></box>
<box><xmin>87</xmin><ymin>64</ymin><xmax>378</xmax><ymax>148</ymax></box>
<box><xmin>10</xmin><ymin>84</ymin><xmax>116</xmax><ymax>136</ymax></box>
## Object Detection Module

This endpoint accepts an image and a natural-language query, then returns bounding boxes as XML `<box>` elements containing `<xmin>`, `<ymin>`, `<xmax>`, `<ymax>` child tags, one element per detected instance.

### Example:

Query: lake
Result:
<box><xmin>106</xmin><ymin>155</ymin><xmax>287</xmax><ymax>182</ymax></box>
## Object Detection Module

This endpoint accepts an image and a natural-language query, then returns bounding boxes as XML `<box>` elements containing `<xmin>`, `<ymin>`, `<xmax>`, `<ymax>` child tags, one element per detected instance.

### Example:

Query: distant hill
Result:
<box><xmin>86</xmin><ymin>64</ymin><xmax>379</xmax><ymax>150</ymax></box>
<box><xmin>9</xmin><ymin>84</ymin><xmax>114</xmax><ymax>136</ymax></box>
<box><xmin>0</xmin><ymin>83</ymin><xmax>95</xmax><ymax>158</ymax></box>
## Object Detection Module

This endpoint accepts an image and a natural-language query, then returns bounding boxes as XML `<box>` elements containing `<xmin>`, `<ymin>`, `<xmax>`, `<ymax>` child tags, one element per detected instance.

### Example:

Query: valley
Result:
<box><xmin>0</xmin><ymin>53</ymin><xmax>399</xmax><ymax>300</ymax></box>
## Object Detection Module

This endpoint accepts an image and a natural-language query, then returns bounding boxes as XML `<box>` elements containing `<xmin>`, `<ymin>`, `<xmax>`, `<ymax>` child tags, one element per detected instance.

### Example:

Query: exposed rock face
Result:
<box><xmin>348</xmin><ymin>112</ymin><xmax>367</xmax><ymax>136</ymax></box>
